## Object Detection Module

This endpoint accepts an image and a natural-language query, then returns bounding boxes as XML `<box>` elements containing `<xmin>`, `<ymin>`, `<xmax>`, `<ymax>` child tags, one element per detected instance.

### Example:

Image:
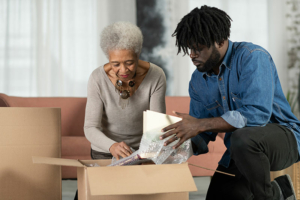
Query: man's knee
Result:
<box><xmin>230</xmin><ymin>128</ymin><xmax>255</xmax><ymax>156</ymax></box>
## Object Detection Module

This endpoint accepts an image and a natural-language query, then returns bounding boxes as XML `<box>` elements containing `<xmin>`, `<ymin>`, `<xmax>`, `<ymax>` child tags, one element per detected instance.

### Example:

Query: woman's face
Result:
<box><xmin>109</xmin><ymin>49</ymin><xmax>138</xmax><ymax>81</ymax></box>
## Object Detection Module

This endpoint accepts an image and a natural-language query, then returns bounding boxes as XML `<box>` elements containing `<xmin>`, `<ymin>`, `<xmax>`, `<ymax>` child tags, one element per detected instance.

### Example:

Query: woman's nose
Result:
<box><xmin>119</xmin><ymin>65</ymin><xmax>127</xmax><ymax>73</ymax></box>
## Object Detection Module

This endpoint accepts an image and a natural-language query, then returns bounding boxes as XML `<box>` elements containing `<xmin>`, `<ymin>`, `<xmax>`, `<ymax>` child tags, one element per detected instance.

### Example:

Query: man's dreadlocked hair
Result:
<box><xmin>172</xmin><ymin>5</ymin><xmax>232</xmax><ymax>55</ymax></box>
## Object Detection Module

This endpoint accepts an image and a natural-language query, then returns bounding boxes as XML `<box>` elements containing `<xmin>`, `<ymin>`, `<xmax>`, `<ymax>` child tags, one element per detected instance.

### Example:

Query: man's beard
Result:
<box><xmin>196</xmin><ymin>47</ymin><xmax>221</xmax><ymax>73</ymax></box>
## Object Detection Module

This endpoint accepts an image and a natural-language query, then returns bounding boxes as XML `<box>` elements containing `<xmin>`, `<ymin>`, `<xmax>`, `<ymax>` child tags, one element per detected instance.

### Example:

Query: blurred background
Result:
<box><xmin>0</xmin><ymin>0</ymin><xmax>299</xmax><ymax>114</ymax></box>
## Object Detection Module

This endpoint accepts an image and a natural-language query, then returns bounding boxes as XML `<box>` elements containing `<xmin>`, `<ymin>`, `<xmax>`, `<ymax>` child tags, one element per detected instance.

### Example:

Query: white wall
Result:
<box><xmin>97</xmin><ymin>0</ymin><xmax>137</xmax><ymax>66</ymax></box>
<box><xmin>267</xmin><ymin>0</ymin><xmax>288</xmax><ymax>94</ymax></box>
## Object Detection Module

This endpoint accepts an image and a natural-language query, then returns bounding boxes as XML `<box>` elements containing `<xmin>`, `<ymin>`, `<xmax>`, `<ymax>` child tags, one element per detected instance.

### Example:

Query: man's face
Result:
<box><xmin>190</xmin><ymin>44</ymin><xmax>221</xmax><ymax>73</ymax></box>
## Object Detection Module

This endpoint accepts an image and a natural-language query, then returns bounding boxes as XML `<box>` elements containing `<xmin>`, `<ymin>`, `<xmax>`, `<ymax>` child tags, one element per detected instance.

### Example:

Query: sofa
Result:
<box><xmin>0</xmin><ymin>93</ymin><xmax>226</xmax><ymax>179</ymax></box>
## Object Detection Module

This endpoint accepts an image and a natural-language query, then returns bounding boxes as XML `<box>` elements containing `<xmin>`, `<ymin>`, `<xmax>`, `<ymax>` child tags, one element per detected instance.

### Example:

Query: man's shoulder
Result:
<box><xmin>232</xmin><ymin>41</ymin><xmax>269</xmax><ymax>56</ymax></box>
<box><xmin>190</xmin><ymin>69</ymin><xmax>203</xmax><ymax>81</ymax></box>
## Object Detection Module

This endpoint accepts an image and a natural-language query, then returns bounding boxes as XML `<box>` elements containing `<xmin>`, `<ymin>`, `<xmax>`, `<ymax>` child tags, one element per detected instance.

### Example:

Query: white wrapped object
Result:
<box><xmin>108</xmin><ymin>111</ymin><xmax>193</xmax><ymax>167</ymax></box>
<box><xmin>139</xmin><ymin>110</ymin><xmax>193</xmax><ymax>164</ymax></box>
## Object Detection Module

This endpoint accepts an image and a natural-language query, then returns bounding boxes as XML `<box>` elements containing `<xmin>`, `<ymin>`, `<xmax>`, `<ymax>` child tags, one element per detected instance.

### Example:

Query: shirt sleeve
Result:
<box><xmin>84</xmin><ymin>72</ymin><xmax>116</xmax><ymax>153</ymax></box>
<box><xmin>149</xmin><ymin>67</ymin><xmax>167</xmax><ymax>114</ymax></box>
<box><xmin>221</xmin><ymin>50</ymin><xmax>275</xmax><ymax>128</ymax></box>
<box><xmin>189</xmin><ymin>80</ymin><xmax>218</xmax><ymax>155</ymax></box>
<box><xmin>221</xmin><ymin>111</ymin><xmax>247</xmax><ymax>128</ymax></box>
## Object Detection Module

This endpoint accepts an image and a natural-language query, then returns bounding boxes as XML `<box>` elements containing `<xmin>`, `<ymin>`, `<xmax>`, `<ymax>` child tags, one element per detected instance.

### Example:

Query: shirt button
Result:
<box><xmin>223</xmin><ymin>96</ymin><xmax>226</xmax><ymax>100</ymax></box>
<box><xmin>219</xmin><ymin>77</ymin><xmax>222</xmax><ymax>81</ymax></box>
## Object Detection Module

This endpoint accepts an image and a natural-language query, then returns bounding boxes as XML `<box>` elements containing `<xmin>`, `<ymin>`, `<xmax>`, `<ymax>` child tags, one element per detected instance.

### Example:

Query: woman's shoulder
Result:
<box><xmin>148</xmin><ymin>62</ymin><xmax>165</xmax><ymax>77</ymax></box>
<box><xmin>89</xmin><ymin>65</ymin><xmax>106</xmax><ymax>83</ymax></box>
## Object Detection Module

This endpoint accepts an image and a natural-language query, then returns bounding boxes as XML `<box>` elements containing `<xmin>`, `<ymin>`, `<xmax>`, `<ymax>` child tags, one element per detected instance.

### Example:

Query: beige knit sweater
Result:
<box><xmin>84</xmin><ymin>63</ymin><xmax>166</xmax><ymax>153</ymax></box>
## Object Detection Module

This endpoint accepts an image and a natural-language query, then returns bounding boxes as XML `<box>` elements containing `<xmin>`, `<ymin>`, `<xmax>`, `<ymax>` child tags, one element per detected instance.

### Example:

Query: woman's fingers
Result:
<box><xmin>122</xmin><ymin>144</ymin><xmax>133</xmax><ymax>154</ymax></box>
<box><xmin>116</xmin><ymin>143</ymin><xmax>132</xmax><ymax>157</ymax></box>
<box><xmin>117</xmin><ymin>148</ymin><xmax>129</xmax><ymax>158</ymax></box>
<box><xmin>120</xmin><ymin>148</ymin><xmax>131</xmax><ymax>157</ymax></box>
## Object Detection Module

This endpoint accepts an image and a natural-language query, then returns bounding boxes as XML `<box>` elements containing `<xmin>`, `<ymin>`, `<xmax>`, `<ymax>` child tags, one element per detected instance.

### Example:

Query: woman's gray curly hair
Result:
<box><xmin>100</xmin><ymin>21</ymin><xmax>143</xmax><ymax>59</ymax></box>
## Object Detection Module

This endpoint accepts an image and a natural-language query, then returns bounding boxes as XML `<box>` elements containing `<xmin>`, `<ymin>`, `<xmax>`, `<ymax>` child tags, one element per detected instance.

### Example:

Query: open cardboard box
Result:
<box><xmin>32</xmin><ymin>110</ymin><xmax>197</xmax><ymax>199</ymax></box>
<box><xmin>33</xmin><ymin>156</ymin><xmax>197</xmax><ymax>200</ymax></box>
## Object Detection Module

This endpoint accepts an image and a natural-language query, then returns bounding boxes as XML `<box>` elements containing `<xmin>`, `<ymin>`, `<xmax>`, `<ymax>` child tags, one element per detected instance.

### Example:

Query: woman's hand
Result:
<box><xmin>109</xmin><ymin>141</ymin><xmax>133</xmax><ymax>160</ymax></box>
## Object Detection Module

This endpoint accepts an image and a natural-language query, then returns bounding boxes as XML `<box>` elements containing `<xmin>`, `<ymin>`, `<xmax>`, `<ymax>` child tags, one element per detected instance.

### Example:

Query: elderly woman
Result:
<box><xmin>85</xmin><ymin>21</ymin><xmax>166</xmax><ymax>160</ymax></box>
<box><xmin>74</xmin><ymin>21</ymin><xmax>166</xmax><ymax>200</ymax></box>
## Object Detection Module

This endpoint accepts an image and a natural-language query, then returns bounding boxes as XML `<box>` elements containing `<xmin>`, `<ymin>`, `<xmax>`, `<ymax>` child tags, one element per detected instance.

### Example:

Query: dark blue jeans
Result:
<box><xmin>206</xmin><ymin>123</ymin><xmax>299</xmax><ymax>200</ymax></box>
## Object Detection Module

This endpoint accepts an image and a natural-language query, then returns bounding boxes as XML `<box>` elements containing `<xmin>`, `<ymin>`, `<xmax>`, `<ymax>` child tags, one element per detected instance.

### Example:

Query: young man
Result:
<box><xmin>160</xmin><ymin>5</ymin><xmax>300</xmax><ymax>200</ymax></box>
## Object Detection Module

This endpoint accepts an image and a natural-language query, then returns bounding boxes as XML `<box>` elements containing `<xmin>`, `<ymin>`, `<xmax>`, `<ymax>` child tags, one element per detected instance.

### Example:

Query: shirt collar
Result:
<box><xmin>222</xmin><ymin>40</ymin><xmax>233</xmax><ymax>70</ymax></box>
<box><xmin>202</xmin><ymin>40</ymin><xmax>233</xmax><ymax>79</ymax></box>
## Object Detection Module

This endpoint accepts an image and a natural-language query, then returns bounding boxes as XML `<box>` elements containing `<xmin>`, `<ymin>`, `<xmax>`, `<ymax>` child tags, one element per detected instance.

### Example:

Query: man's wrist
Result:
<box><xmin>197</xmin><ymin>118</ymin><xmax>210</xmax><ymax>133</ymax></box>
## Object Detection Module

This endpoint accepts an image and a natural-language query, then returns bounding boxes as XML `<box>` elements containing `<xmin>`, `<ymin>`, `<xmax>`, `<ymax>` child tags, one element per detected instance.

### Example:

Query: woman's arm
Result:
<box><xmin>149</xmin><ymin>68</ymin><xmax>167</xmax><ymax>113</ymax></box>
<box><xmin>84</xmin><ymin>72</ymin><xmax>117</xmax><ymax>153</ymax></box>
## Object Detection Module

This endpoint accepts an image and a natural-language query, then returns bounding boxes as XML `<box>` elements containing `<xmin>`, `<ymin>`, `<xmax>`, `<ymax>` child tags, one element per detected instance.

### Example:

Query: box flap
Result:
<box><xmin>87</xmin><ymin>163</ymin><xmax>197</xmax><ymax>195</ymax></box>
<box><xmin>32</xmin><ymin>156</ymin><xmax>84</xmax><ymax>167</ymax></box>
<box><xmin>81</xmin><ymin>159</ymin><xmax>112</xmax><ymax>166</ymax></box>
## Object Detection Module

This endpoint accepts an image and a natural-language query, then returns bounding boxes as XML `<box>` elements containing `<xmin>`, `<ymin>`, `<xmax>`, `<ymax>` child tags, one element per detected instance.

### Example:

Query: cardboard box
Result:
<box><xmin>0</xmin><ymin>108</ymin><xmax>61</xmax><ymax>200</ymax></box>
<box><xmin>33</xmin><ymin>156</ymin><xmax>197</xmax><ymax>200</ymax></box>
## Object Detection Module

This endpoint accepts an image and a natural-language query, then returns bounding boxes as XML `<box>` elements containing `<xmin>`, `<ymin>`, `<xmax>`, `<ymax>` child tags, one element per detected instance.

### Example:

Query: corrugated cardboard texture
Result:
<box><xmin>0</xmin><ymin>108</ymin><xmax>61</xmax><ymax>200</ymax></box>
<box><xmin>78</xmin><ymin>167</ymin><xmax>190</xmax><ymax>200</ymax></box>
<box><xmin>87</xmin><ymin>163</ymin><xmax>197</xmax><ymax>195</ymax></box>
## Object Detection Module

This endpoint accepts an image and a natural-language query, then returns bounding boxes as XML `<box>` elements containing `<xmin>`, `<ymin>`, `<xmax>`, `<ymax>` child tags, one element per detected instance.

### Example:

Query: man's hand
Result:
<box><xmin>160</xmin><ymin>111</ymin><xmax>236</xmax><ymax>149</ymax></box>
<box><xmin>160</xmin><ymin>111</ymin><xmax>202</xmax><ymax>149</ymax></box>
<box><xmin>109</xmin><ymin>142</ymin><xmax>133</xmax><ymax>160</ymax></box>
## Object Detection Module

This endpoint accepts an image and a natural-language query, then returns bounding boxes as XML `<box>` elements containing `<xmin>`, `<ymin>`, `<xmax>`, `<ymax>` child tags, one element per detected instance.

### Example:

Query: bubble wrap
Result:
<box><xmin>138</xmin><ymin>127</ymin><xmax>193</xmax><ymax>165</ymax></box>
<box><xmin>109</xmin><ymin>127</ymin><xmax>193</xmax><ymax>166</ymax></box>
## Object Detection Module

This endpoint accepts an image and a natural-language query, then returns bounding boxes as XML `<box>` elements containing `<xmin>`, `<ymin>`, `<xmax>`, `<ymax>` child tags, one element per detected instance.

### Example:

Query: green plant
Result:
<box><xmin>286</xmin><ymin>90</ymin><xmax>298</xmax><ymax>115</ymax></box>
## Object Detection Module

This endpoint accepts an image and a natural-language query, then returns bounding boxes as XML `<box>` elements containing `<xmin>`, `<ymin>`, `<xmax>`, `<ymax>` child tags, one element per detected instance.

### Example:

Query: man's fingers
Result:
<box><xmin>162</xmin><ymin>121</ymin><xmax>182</xmax><ymax>132</ymax></box>
<box><xmin>173</xmin><ymin>139</ymin><xmax>185</xmax><ymax>149</ymax></box>
<box><xmin>163</xmin><ymin>133</ymin><xmax>181</xmax><ymax>146</ymax></box>
<box><xmin>173</xmin><ymin>111</ymin><xmax>189</xmax><ymax>118</ymax></box>
<box><xmin>161</xmin><ymin>123</ymin><xmax>177</xmax><ymax>133</ymax></box>
<box><xmin>160</xmin><ymin>128</ymin><xmax>177</xmax><ymax>140</ymax></box>
<box><xmin>173</xmin><ymin>111</ymin><xmax>183</xmax><ymax>117</ymax></box>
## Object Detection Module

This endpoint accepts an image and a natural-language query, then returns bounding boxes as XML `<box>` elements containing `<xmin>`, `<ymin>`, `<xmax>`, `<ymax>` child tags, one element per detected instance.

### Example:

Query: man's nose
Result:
<box><xmin>190</xmin><ymin>50</ymin><xmax>198</xmax><ymax>59</ymax></box>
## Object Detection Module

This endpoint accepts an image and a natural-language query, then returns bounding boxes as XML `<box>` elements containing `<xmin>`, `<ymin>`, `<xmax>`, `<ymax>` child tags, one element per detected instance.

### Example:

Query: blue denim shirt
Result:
<box><xmin>190</xmin><ymin>40</ymin><xmax>300</xmax><ymax>168</ymax></box>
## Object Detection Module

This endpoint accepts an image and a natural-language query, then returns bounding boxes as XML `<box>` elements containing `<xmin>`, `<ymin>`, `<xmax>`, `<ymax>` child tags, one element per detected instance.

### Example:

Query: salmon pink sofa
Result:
<box><xmin>0</xmin><ymin>93</ymin><xmax>226</xmax><ymax>178</ymax></box>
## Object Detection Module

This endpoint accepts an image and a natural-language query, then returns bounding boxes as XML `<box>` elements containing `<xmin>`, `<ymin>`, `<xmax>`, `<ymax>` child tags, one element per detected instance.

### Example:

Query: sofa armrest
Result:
<box><xmin>0</xmin><ymin>93</ymin><xmax>9</xmax><ymax>107</ymax></box>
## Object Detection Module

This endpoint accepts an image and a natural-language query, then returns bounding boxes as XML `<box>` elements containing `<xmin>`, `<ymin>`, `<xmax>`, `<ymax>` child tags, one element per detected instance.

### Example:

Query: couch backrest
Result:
<box><xmin>165</xmin><ymin>96</ymin><xmax>190</xmax><ymax>116</ymax></box>
<box><xmin>0</xmin><ymin>93</ymin><xmax>86</xmax><ymax>137</ymax></box>
<box><xmin>0</xmin><ymin>93</ymin><xmax>191</xmax><ymax>137</ymax></box>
